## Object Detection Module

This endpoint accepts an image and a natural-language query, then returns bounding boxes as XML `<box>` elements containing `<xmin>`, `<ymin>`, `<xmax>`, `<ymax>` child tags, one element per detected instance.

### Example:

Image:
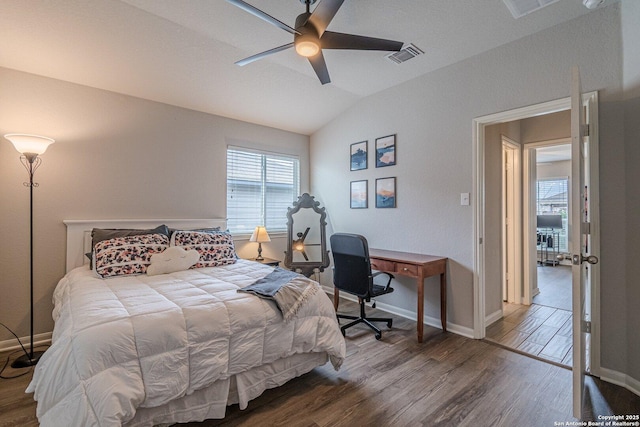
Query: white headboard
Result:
<box><xmin>63</xmin><ymin>219</ymin><xmax>228</xmax><ymax>273</ymax></box>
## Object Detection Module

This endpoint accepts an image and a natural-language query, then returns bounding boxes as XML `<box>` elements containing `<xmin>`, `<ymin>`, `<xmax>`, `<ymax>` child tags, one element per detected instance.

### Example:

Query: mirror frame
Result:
<box><xmin>284</xmin><ymin>193</ymin><xmax>330</xmax><ymax>277</ymax></box>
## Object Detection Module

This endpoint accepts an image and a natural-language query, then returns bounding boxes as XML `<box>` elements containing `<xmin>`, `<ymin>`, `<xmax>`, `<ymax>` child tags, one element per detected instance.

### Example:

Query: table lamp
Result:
<box><xmin>250</xmin><ymin>226</ymin><xmax>271</xmax><ymax>260</ymax></box>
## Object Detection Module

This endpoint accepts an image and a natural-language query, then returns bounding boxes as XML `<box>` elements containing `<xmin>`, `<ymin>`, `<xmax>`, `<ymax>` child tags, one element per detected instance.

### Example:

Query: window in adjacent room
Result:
<box><xmin>536</xmin><ymin>177</ymin><xmax>569</xmax><ymax>252</ymax></box>
<box><xmin>226</xmin><ymin>147</ymin><xmax>300</xmax><ymax>234</ymax></box>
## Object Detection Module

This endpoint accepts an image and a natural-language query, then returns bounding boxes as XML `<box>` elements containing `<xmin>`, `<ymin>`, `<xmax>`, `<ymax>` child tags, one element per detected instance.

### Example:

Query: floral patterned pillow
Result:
<box><xmin>171</xmin><ymin>230</ymin><xmax>237</xmax><ymax>268</ymax></box>
<box><xmin>94</xmin><ymin>233</ymin><xmax>170</xmax><ymax>278</ymax></box>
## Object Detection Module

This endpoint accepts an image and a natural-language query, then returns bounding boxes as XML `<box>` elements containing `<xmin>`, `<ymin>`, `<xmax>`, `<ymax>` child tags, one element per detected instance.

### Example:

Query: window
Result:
<box><xmin>226</xmin><ymin>147</ymin><xmax>300</xmax><ymax>234</ymax></box>
<box><xmin>536</xmin><ymin>178</ymin><xmax>568</xmax><ymax>252</ymax></box>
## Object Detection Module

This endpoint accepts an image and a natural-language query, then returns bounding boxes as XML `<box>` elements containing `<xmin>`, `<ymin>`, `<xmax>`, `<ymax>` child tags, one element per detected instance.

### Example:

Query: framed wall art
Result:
<box><xmin>375</xmin><ymin>177</ymin><xmax>396</xmax><ymax>208</ymax></box>
<box><xmin>375</xmin><ymin>134</ymin><xmax>396</xmax><ymax>168</ymax></box>
<box><xmin>350</xmin><ymin>140</ymin><xmax>367</xmax><ymax>171</ymax></box>
<box><xmin>350</xmin><ymin>180</ymin><xmax>368</xmax><ymax>209</ymax></box>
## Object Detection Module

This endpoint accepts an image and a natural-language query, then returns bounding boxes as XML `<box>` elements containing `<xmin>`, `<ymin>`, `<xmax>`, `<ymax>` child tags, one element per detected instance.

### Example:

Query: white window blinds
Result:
<box><xmin>227</xmin><ymin>147</ymin><xmax>300</xmax><ymax>234</ymax></box>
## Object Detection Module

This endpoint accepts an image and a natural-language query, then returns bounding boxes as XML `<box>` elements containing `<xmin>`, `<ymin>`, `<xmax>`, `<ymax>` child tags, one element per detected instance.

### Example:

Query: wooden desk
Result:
<box><xmin>334</xmin><ymin>248</ymin><xmax>447</xmax><ymax>343</ymax></box>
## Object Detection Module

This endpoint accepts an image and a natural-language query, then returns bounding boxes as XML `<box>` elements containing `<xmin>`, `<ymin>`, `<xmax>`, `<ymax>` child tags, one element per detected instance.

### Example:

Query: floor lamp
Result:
<box><xmin>4</xmin><ymin>133</ymin><xmax>55</xmax><ymax>368</ymax></box>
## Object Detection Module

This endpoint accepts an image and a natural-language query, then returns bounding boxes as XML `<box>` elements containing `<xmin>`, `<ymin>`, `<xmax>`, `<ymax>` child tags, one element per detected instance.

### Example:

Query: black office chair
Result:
<box><xmin>330</xmin><ymin>233</ymin><xmax>394</xmax><ymax>340</ymax></box>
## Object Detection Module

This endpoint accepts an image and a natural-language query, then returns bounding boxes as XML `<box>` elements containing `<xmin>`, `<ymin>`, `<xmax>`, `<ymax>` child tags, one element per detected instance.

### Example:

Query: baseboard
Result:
<box><xmin>485</xmin><ymin>309</ymin><xmax>503</xmax><ymax>326</ymax></box>
<box><xmin>323</xmin><ymin>286</ymin><xmax>475</xmax><ymax>339</ymax></box>
<box><xmin>0</xmin><ymin>331</ymin><xmax>52</xmax><ymax>354</ymax></box>
<box><xmin>599</xmin><ymin>367</ymin><xmax>640</xmax><ymax>397</ymax></box>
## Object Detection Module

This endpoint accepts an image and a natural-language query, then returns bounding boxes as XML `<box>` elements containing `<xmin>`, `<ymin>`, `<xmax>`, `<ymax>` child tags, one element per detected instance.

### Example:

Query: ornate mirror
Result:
<box><xmin>284</xmin><ymin>193</ymin><xmax>330</xmax><ymax>277</ymax></box>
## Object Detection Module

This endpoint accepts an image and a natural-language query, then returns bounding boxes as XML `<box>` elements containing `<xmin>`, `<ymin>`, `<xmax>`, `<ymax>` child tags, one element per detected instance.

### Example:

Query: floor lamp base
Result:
<box><xmin>11</xmin><ymin>350</ymin><xmax>45</xmax><ymax>368</ymax></box>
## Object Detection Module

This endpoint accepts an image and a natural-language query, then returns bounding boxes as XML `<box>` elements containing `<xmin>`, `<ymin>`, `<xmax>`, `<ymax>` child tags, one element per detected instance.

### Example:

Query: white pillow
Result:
<box><xmin>146</xmin><ymin>246</ymin><xmax>200</xmax><ymax>276</ymax></box>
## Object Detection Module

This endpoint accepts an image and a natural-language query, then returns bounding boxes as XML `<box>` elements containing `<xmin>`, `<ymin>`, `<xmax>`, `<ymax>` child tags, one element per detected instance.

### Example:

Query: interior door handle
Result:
<box><xmin>572</xmin><ymin>254</ymin><xmax>599</xmax><ymax>265</ymax></box>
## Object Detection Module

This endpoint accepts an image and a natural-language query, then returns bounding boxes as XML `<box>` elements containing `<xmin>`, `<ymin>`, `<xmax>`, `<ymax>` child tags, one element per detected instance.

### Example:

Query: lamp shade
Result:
<box><xmin>4</xmin><ymin>134</ymin><xmax>55</xmax><ymax>155</ymax></box>
<box><xmin>295</xmin><ymin>39</ymin><xmax>320</xmax><ymax>57</ymax></box>
<box><xmin>250</xmin><ymin>226</ymin><xmax>271</xmax><ymax>243</ymax></box>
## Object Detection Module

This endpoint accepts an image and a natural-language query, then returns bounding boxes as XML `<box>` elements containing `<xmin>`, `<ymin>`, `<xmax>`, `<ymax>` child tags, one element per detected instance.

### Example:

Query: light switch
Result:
<box><xmin>461</xmin><ymin>193</ymin><xmax>470</xmax><ymax>206</ymax></box>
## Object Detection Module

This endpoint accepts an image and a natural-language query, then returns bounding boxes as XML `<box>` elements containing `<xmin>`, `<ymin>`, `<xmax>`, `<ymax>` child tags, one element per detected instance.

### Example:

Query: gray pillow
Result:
<box><xmin>91</xmin><ymin>224</ymin><xmax>170</xmax><ymax>249</ymax></box>
<box><xmin>88</xmin><ymin>225</ymin><xmax>170</xmax><ymax>269</ymax></box>
<box><xmin>167</xmin><ymin>226</ymin><xmax>221</xmax><ymax>236</ymax></box>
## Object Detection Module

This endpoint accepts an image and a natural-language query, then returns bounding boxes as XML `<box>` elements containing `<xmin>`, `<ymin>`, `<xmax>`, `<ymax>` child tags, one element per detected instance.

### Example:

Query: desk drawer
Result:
<box><xmin>370</xmin><ymin>258</ymin><xmax>395</xmax><ymax>273</ymax></box>
<box><xmin>396</xmin><ymin>262</ymin><xmax>419</xmax><ymax>277</ymax></box>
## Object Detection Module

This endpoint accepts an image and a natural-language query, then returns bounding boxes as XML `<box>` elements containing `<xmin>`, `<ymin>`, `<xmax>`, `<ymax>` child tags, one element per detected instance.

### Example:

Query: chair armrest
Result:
<box><xmin>372</xmin><ymin>270</ymin><xmax>394</xmax><ymax>291</ymax></box>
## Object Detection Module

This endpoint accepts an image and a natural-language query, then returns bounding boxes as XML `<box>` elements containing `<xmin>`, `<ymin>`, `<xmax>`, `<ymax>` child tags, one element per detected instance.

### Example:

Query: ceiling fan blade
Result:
<box><xmin>235</xmin><ymin>43</ymin><xmax>294</xmax><ymax>66</ymax></box>
<box><xmin>300</xmin><ymin>227</ymin><xmax>310</xmax><ymax>241</ymax></box>
<box><xmin>321</xmin><ymin>31</ymin><xmax>404</xmax><ymax>51</ymax></box>
<box><xmin>226</xmin><ymin>0</ymin><xmax>300</xmax><ymax>35</ymax></box>
<box><xmin>308</xmin><ymin>51</ymin><xmax>331</xmax><ymax>85</ymax></box>
<box><xmin>308</xmin><ymin>0</ymin><xmax>345</xmax><ymax>37</ymax></box>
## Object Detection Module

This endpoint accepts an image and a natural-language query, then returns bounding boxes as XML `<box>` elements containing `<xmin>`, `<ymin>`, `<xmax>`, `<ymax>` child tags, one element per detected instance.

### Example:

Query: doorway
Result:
<box><xmin>532</xmin><ymin>141</ymin><xmax>572</xmax><ymax>313</ymax></box>
<box><xmin>472</xmin><ymin>93</ymin><xmax>601</xmax><ymax>374</ymax></box>
<box><xmin>490</xmin><ymin>137</ymin><xmax>575</xmax><ymax>367</ymax></box>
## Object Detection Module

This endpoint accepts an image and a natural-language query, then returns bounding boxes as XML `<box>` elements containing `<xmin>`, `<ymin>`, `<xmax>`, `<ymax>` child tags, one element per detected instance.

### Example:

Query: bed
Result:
<box><xmin>27</xmin><ymin>219</ymin><xmax>346</xmax><ymax>426</ymax></box>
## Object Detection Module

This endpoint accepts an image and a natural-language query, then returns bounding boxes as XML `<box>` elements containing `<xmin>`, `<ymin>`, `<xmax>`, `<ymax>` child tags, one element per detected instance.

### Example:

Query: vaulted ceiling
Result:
<box><xmin>0</xmin><ymin>0</ymin><xmax>616</xmax><ymax>134</ymax></box>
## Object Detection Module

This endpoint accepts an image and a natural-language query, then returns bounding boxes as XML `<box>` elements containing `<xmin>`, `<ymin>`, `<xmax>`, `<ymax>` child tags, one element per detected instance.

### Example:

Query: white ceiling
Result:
<box><xmin>0</xmin><ymin>0</ymin><xmax>616</xmax><ymax>135</ymax></box>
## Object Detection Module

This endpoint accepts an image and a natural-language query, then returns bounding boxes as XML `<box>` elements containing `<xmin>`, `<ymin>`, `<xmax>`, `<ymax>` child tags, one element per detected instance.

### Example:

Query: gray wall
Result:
<box><xmin>521</xmin><ymin>110</ymin><xmax>571</xmax><ymax>144</ymax></box>
<box><xmin>0</xmin><ymin>67</ymin><xmax>310</xmax><ymax>342</ymax></box>
<box><xmin>311</xmin><ymin>4</ymin><xmax>635</xmax><ymax>379</ymax></box>
<box><xmin>537</xmin><ymin>160</ymin><xmax>571</xmax><ymax>180</ymax></box>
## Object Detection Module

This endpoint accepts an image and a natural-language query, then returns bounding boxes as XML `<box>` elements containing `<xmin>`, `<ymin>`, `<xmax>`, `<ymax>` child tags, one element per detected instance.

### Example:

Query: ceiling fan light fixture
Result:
<box><xmin>295</xmin><ymin>37</ymin><xmax>320</xmax><ymax>57</ymax></box>
<box><xmin>583</xmin><ymin>0</ymin><xmax>604</xmax><ymax>9</ymax></box>
<box><xmin>228</xmin><ymin>0</ymin><xmax>404</xmax><ymax>84</ymax></box>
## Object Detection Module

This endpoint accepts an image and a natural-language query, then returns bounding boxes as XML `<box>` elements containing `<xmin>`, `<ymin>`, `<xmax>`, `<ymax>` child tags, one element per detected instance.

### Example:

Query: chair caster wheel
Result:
<box><xmin>387</xmin><ymin>320</ymin><xmax>393</xmax><ymax>328</ymax></box>
<box><xmin>375</xmin><ymin>333</ymin><xmax>382</xmax><ymax>340</ymax></box>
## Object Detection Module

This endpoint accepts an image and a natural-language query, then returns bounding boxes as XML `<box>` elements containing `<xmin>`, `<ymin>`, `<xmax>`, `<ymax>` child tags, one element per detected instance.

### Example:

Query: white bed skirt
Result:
<box><xmin>126</xmin><ymin>351</ymin><xmax>328</xmax><ymax>426</ymax></box>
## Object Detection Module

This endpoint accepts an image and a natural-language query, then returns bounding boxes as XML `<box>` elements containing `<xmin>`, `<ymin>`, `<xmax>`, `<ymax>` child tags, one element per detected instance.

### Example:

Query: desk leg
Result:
<box><xmin>417</xmin><ymin>277</ymin><xmax>424</xmax><ymax>343</ymax></box>
<box><xmin>440</xmin><ymin>272</ymin><xmax>447</xmax><ymax>332</ymax></box>
<box><xmin>333</xmin><ymin>287</ymin><xmax>340</xmax><ymax>311</ymax></box>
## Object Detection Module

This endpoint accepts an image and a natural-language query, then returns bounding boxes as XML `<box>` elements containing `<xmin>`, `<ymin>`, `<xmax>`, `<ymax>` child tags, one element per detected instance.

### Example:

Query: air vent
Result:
<box><xmin>502</xmin><ymin>0</ymin><xmax>561</xmax><ymax>19</ymax></box>
<box><xmin>385</xmin><ymin>43</ymin><xmax>424</xmax><ymax>65</ymax></box>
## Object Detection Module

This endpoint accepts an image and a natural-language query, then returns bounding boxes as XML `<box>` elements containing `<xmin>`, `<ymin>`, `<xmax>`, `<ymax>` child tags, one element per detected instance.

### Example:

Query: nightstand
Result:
<box><xmin>251</xmin><ymin>257</ymin><xmax>280</xmax><ymax>267</ymax></box>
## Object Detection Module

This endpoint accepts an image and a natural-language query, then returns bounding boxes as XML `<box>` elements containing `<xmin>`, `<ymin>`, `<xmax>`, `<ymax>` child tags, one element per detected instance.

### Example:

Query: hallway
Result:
<box><xmin>486</xmin><ymin>264</ymin><xmax>573</xmax><ymax>367</ymax></box>
<box><xmin>486</xmin><ymin>302</ymin><xmax>572</xmax><ymax>366</ymax></box>
<box><xmin>533</xmin><ymin>265</ymin><xmax>572</xmax><ymax>311</ymax></box>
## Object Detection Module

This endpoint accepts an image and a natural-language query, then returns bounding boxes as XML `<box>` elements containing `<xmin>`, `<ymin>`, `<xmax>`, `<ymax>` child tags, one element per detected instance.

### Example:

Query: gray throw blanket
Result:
<box><xmin>238</xmin><ymin>267</ymin><xmax>318</xmax><ymax>322</ymax></box>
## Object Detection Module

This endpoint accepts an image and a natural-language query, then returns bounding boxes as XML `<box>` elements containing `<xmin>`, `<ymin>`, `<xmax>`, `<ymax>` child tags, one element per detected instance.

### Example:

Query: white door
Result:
<box><xmin>571</xmin><ymin>66</ymin><xmax>598</xmax><ymax>419</ymax></box>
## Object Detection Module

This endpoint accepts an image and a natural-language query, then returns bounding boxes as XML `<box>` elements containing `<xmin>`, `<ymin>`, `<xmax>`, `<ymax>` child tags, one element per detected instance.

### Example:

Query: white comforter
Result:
<box><xmin>27</xmin><ymin>260</ymin><xmax>345</xmax><ymax>426</ymax></box>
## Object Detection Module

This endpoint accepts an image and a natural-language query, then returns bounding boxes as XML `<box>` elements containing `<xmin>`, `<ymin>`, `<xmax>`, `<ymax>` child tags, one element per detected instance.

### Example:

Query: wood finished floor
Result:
<box><xmin>533</xmin><ymin>265</ymin><xmax>572</xmax><ymax>312</ymax></box>
<box><xmin>487</xmin><ymin>264</ymin><xmax>574</xmax><ymax>367</ymax></box>
<box><xmin>1</xmin><ymin>298</ymin><xmax>639</xmax><ymax>426</ymax></box>
<box><xmin>485</xmin><ymin>302</ymin><xmax>574</xmax><ymax>367</ymax></box>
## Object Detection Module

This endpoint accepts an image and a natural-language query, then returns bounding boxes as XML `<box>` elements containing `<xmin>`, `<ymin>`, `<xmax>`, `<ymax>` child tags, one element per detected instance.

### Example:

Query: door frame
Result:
<box><xmin>472</xmin><ymin>93</ymin><xmax>601</xmax><ymax>379</ymax></box>
<box><xmin>473</xmin><ymin>96</ymin><xmax>568</xmax><ymax>339</ymax></box>
<box><xmin>501</xmin><ymin>136</ymin><xmax>522</xmax><ymax>305</ymax></box>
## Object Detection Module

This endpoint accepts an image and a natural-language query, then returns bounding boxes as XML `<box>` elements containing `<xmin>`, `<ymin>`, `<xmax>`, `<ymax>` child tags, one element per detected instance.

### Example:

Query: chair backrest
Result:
<box><xmin>330</xmin><ymin>233</ymin><xmax>372</xmax><ymax>298</ymax></box>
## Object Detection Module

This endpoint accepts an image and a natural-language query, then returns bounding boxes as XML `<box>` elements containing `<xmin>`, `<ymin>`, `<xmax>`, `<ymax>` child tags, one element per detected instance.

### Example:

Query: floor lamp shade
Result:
<box><xmin>4</xmin><ymin>133</ymin><xmax>55</xmax><ymax>368</ymax></box>
<box><xmin>5</xmin><ymin>134</ymin><xmax>54</xmax><ymax>155</ymax></box>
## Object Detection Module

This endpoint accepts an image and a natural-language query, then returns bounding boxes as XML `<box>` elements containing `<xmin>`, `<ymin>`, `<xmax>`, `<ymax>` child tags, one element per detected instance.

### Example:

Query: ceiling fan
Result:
<box><xmin>227</xmin><ymin>0</ymin><xmax>404</xmax><ymax>85</ymax></box>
